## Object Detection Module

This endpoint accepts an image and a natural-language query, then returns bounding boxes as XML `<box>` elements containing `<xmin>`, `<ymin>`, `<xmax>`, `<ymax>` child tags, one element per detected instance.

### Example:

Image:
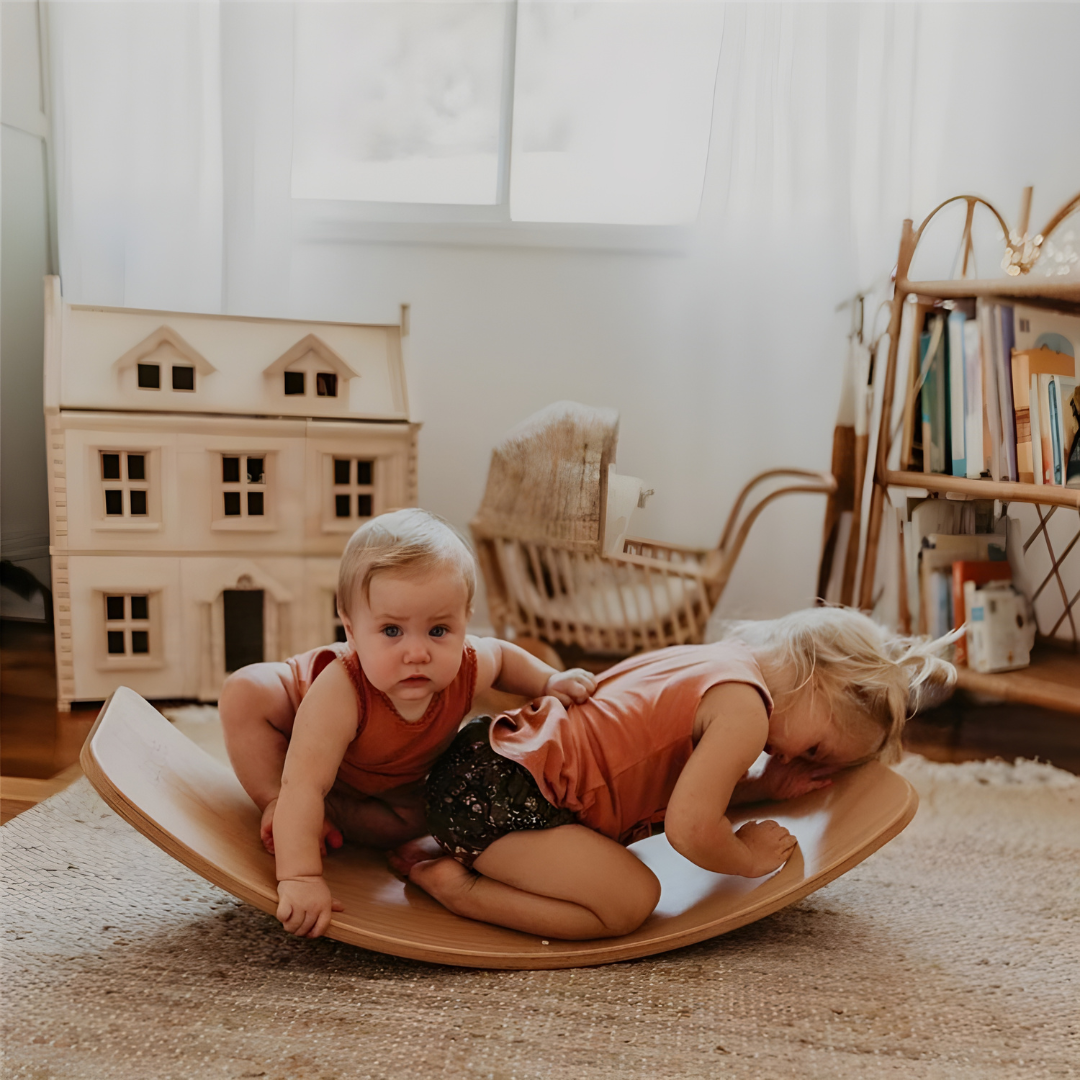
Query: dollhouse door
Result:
<box><xmin>223</xmin><ymin>589</ymin><xmax>264</xmax><ymax>671</ymax></box>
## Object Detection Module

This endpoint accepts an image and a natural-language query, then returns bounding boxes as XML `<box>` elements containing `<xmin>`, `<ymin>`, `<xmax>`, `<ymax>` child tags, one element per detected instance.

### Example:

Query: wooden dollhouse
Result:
<box><xmin>43</xmin><ymin>277</ymin><xmax>418</xmax><ymax>709</ymax></box>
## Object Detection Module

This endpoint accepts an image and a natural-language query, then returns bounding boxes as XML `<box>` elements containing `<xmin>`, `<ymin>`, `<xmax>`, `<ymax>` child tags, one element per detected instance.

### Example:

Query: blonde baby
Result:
<box><xmin>219</xmin><ymin>508</ymin><xmax>596</xmax><ymax>938</ymax></box>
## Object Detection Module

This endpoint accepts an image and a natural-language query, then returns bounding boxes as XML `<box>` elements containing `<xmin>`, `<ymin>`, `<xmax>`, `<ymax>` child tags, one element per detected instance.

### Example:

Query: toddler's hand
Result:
<box><xmin>275</xmin><ymin>875</ymin><xmax>344</xmax><ymax>938</ymax></box>
<box><xmin>260</xmin><ymin>799</ymin><xmax>343</xmax><ymax>856</ymax></box>
<box><xmin>734</xmin><ymin>819</ymin><xmax>797</xmax><ymax>877</ymax></box>
<box><xmin>755</xmin><ymin>756</ymin><xmax>838</xmax><ymax>802</ymax></box>
<box><xmin>544</xmin><ymin>668</ymin><xmax>597</xmax><ymax>706</ymax></box>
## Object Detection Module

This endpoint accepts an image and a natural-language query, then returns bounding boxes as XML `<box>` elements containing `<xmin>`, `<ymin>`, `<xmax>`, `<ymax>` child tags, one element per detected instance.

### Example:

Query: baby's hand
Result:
<box><xmin>734</xmin><ymin>819</ymin><xmax>797</xmax><ymax>877</ymax></box>
<box><xmin>260</xmin><ymin>799</ymin><xmax>343</xmax><ymax>856</ymax></box>
<box><xmin>544</xmin><ymin>667</ymin><xmax>597</xmax><ymax>706</ymax></box>
<box><xmin>275</xmin><ymin>875</ymin><xmax>344</xmax><ymax>938</ymax></box>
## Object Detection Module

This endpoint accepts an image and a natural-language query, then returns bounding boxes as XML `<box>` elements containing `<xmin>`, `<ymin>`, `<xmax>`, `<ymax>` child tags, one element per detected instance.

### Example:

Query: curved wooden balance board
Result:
<box><xmin>81</xmin><ymin>687</ymin><xmax>918</xmax><ymax>970</ymax></box>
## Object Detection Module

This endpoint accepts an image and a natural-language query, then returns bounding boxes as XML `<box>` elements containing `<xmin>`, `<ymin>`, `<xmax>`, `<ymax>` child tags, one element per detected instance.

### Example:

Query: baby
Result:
<box><xmin>393</xmin><ymin>607</ymin><xmax>954</xmax><ymax>941</ymax></box>
<box><xmin>219</xmin><ymin>508</ymin><xmax>596</xmax><ymax>938</ymax></box>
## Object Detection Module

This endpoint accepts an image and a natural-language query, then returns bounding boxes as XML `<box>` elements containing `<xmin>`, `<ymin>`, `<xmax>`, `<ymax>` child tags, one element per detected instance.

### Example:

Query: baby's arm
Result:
<box><xmin>469</xmin><ymin>635</ymin><xmax>596</xmax><ymax>707</ymax></box>
<box><xmin>664</xmin><ymin>683</ymin><xmax>797</xmax><ymax>877</ymax></box>
<box><xmin>272</xmin><ymin>661</ymin><xmax>358</xmax><ymax>937</ymax></box>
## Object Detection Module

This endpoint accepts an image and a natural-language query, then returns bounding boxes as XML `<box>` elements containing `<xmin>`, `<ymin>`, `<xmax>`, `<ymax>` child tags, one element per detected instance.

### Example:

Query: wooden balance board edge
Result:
<box><xmin>80</xmin><ymin>686</ymin><xmax>918</xmax><ymax>971</ymax></box>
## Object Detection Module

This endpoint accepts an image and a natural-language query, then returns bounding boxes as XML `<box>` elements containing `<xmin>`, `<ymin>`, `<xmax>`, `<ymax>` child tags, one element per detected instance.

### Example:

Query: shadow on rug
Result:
<box><xmin>3</xmin><ymin>756</ymin><xmax>1078</xmax><ymax>1080</ymax></box>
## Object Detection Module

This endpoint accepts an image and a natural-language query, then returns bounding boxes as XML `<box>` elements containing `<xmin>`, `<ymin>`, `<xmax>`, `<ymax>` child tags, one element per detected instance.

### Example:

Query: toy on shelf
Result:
<box><xmin>471</xmin><ymin>401</ymin><xmax>835</xmax><ymax>660</ymax></box>
<box><xmin>43</xmin><ymin>277</ymin><xmax>418</xmax><ymax>709</ymax></box>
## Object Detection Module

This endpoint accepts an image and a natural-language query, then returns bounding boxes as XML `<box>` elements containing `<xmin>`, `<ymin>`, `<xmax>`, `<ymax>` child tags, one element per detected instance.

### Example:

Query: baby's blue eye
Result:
<box><xmin>429</xmin><ymin>625</ymin><xmax>449</xmax><ymax>639</ymax></box>
<box><xmin>382</xmin><ymin>625</ymin><xmax>402</xmax><ymax>638</ymax></box>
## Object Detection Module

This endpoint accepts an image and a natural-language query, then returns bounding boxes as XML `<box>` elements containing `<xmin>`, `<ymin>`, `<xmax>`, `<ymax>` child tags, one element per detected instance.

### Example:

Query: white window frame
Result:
<box><xmin>98</xmin><ymin>589</ymin><xmax>163</xmax><ymax>671</ymax></box>
<box><xmin>93</xmin><ymin>448</ymin><xmax>161</xmax><ymax>532</ymax></box>
<box><xmin>212</xmin><ymin>452</ymin><xmax>277</xmax><ymax>532</ymax></box>
<box><xmin>285</xmin><ymin>0</ymin><xmax>714</xmax><ymax>250</ymax></box>
<box><xmin>322</xmin><ymin>453</ymin><xmax>377</xmax><ymax>534</ymax></box>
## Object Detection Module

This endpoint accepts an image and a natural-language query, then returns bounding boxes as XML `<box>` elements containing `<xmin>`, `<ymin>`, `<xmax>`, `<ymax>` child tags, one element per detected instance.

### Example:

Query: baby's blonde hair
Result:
<box><xmin>336</xmin><ymin>508</ymin><xmax>477</xmax><ymax>621</ymax></box>
<box><xmin>720</xmin><ymin>606</ymin><xmax>956</xmax><ymax>763</ymax></box>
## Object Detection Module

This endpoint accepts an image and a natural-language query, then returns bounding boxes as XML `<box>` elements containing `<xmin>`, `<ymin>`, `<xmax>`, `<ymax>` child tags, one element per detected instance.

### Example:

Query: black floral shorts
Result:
<box><xmin>425</xmin><ymin>718</ymin><xmax>577</xmax><ymax>868</ymax></box>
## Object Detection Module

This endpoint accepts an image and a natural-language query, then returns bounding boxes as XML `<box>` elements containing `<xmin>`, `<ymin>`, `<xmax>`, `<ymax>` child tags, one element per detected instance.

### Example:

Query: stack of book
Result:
<box><xmin>901</xmin><ymin>302</ymin><xmax>1080</xmax><ymax>489</ymax></box>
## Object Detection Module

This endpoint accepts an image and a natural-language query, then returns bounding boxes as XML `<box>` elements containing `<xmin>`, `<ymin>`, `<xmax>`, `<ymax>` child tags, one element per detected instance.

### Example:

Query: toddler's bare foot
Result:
<box><xmin>387</xmin><ymin>835</ymin><xmax>444</xmax><ymax>878</ymax></box>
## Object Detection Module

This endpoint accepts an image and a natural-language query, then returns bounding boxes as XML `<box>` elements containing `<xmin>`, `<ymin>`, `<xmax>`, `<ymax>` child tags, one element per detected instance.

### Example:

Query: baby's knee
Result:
<box><xmin>218</xmin><ymin>665</ymin><xmax>293</xmax><ymax>733</ymax></box>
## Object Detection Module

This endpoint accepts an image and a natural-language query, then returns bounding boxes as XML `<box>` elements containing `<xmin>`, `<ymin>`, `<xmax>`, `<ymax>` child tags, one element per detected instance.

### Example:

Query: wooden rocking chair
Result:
<box><xmin>472</xmin><ymin>402</ymin><xmax>836</xmax><ymax>660</ymax></box>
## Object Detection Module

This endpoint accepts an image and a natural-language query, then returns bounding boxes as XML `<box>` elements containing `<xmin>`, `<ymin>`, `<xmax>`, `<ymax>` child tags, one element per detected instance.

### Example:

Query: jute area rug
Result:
<box><xmin>2</xmin><ymin>716</ymin><xmax>1078</xmax><ymax>1080</ymax></box>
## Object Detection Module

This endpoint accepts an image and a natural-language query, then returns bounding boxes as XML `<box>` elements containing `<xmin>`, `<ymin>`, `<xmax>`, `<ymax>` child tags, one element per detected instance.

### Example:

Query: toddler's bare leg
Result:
<box><xmin>408</xmin><ymin>824</ymin><xmax>660</xmax><ymax>939</ymax></box>
<box><xmin>325</xmin><ymin>781</ymin><xmax>429</xmax><ymax>849</ymax></box>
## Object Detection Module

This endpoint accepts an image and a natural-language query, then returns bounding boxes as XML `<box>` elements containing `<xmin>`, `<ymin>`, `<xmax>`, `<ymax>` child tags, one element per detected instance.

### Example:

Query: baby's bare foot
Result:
<box><xmin>387</xmin><ymin>835</ymin><xmax>444</xmax><ymax>878</ymax></box>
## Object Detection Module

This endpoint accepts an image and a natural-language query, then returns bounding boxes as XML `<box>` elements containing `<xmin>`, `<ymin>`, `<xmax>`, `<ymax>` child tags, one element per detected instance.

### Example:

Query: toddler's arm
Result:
<box><xmin>665</xmin><ymin>683</ymin><xmax>797</xmax><ymax>878</ymax></box>
<box><xmin>469</xmin><ymin>635</ymin><xmax>596</xmax><ymax>707</ymax></box>
<box><xmin>272</xmin><ymin>661</ymin><xmax>358</xmax><ymax>937</ymax></box>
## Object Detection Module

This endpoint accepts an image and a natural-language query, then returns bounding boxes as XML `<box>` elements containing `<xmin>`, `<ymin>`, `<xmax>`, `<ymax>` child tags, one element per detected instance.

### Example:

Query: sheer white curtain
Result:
<box><xmin>47</xmin><ymin>2</ymin><xmax>1080</xmax><ymax>617</ymax></box>
<box><xmin>49</xmin><ymin>1</ymin><xmax>223</xmax><ymax>312</ymax></box>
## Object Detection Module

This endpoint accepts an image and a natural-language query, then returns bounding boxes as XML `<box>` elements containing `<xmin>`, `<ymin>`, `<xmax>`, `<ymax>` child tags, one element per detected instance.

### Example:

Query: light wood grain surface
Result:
<box><xmin>81</xmin><ymin>686</ymin><xmax>919</xmax><ymax>970</ymax></box>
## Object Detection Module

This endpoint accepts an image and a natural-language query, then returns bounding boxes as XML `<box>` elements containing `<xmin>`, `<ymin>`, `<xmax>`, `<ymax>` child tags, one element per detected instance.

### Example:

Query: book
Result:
<box><xmin>952</xmin><ymin>559</ymin><xmax>1013</xmax><ymax>665</ymax></box>
<box><xmin>918</xmin><ymin>531</ymin><xmax>1007</xmax><ymax>636</ymax></box>
<box><xmin>1049</xmin><ymin>375</ymin><xmax>1078</xmax><ymax>486</ymax></box>
<box><xmin>920</xmin><ymin>315</ymin><xmax>948</xmax><ymax>475</ymax></box>
<box><xmin>963</xmin><ymin>318</ymin><xmax>985</xmax><ymax>478</ymax></box>
<box><xmin>1013</xmin><ymin>305</ymin><xmax>1080</xmax><ymax>364</ymax></box>
<box><xmin>1065</xmin><ymin>382</ymin><xmax>1080</xmax><ymax>488</ymax></box>
<box><xmin>997</xmin><ymin>305</ymin><xmax>1018</xmax><ymax>481</ymax></box>
<box><xmin>1031</xmin><ymin>373</ymin><xmax>1043</xmax><ymax>485</ymax></box>
<box><xmin>947</xmin><ymin>310</ymin><xmax>967</xmax><ymax>477</ymax></box>
<box><xmin>1011</xmin><ymin>347</ymin><xmax>1073</xmax><ymax>483</ymax></box>
<box><xmin>976</xmin><ymin>299</ymin><xmax>1003</xmax><ymax>480</ymax></box>
<box><xmin>1036</xmin><ymin>373</ymin><xmax>1057</xmax><ymax>484</ymax></box>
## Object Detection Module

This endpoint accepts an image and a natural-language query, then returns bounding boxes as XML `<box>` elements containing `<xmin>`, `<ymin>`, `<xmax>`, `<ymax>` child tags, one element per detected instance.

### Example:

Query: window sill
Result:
<box><xmin>98</xmin><ymin>657</ymin><xmax>165</xmax><ymax>672</ymax></box>
<box><xmin>92</xmin><ymin>520</ymin><xmax>163</xmax><ymax>532</ymax></box>
<box><xmin>211</xmin><ymin>519</ymin><xmax>279</xmax><ymax>533</ymax></box>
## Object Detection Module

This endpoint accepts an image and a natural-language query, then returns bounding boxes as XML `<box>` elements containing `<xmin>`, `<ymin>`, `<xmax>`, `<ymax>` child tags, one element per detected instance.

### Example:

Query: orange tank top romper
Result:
<box><xmin>284</xmin><ymin>640</ymin><xmax>478</xmax><ymax>796</ymax></box>
<box><xmin>489</xmin><ymin>641</ymin><xmax>772</xmax><ymax>844</ymax></box>
<box><xmin>426</xmin><ymin>642</ymin><xmax>772</xmax><ymax>864</ymax></box>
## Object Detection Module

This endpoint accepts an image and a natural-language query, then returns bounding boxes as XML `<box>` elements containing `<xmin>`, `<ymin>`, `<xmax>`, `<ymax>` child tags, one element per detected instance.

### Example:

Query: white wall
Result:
<box><xmin>38</xmin><ymin>2</ymin><xmax>1080</xmax><ymax>627</ymax></box>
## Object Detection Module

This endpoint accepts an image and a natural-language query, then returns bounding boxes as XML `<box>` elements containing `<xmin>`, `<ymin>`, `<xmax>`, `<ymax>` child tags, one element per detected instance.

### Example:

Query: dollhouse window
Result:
<box><xmin>137</xmin><ymin>364</ymin><xmax>160</xmax><ymax>389</ymax></box>
<box><xmin>332</xmin><ymin>596</ymin><xmax>347</xmax><ymax>643</ymax></box>
<box><xmin>220</xmin><ymin>455</ymin><xmax>269</xmax><ymax>521</ymax></box>
<box><xmin>332</xmin><ymin>458</ymin><xmax>375</xmax><ymax>520</ymax></box>
<box><xmin>284</xmin><ymin>372</ymin><xmax>306</xmax><ymax>395</ymax></box>
<box><xmin>316</xmin><ymin>373</ymin><xmax>338</xmax><ymax>397</ymax></box>
<box><xmin>101</xmin><ymin>451</ymin><xmax>150</xmax><ymax>518</ymax></box>
<box><xmin>172</xmin><ymin>365</ymin><xmax>196</xmax><ymax>391</ymax></box>
<box><xmin>104</xmin><ymin>594</ymin><xmax>152</xmax><ymax>656</ymax></box>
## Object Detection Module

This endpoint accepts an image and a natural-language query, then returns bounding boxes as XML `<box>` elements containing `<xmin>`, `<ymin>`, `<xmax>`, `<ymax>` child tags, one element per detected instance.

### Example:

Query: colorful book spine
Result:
<box><xmin>997</xmin><ymin>305</ymin><xmax>1018</xmax><ymax>481</ymax></box>
<box><xmin>948</xmin><ymin>311</ymin><xmax>967</xmax><ymax>477</ymax></box>
<box><xmin>964</xmin><ymin>319</ymin><xmax>984</xmax><ymax>478</ymax></box>
<box><xmin>920</xmin><ymin>316</ymin><xmax>948</xmax><ymax>474</ymax></box>
<box><xmin>1011</xmin><ymin>347</ymin><xmax>1073</xmax><ymax>483</ymax></box>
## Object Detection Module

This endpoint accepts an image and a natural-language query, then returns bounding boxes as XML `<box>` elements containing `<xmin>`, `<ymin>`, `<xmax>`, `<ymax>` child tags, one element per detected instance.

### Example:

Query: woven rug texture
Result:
<box><xmin>2</xmin><ymin>754</ymin><xmax>1078</xmax><ymax>1080</ymax></box>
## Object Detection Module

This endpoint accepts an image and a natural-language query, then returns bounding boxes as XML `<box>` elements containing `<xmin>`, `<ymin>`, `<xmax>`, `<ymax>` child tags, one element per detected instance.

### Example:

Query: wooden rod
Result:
<box><xmin>897</xmin><ymin>278</ymin><xmax>1080</xmax><ymax>302</ymax></box>
<box><xmin>881</xmin><ymin>469</ymin><xmax>1080</xmax><ymax>510</ymax></box>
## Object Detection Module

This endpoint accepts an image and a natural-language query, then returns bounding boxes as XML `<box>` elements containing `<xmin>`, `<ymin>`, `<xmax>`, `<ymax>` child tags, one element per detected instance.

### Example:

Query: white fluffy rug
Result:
<box><xmin>2</xmin><ymin>754</ymin><xmax>1078</xmax><ymax>1080</ymax></box>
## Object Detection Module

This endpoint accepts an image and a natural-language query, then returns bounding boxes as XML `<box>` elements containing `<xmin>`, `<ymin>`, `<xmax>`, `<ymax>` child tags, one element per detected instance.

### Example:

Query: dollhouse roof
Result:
<box><xmin>113</xmin><ymin>325</ymin><xmax>216</xmax><ymax>375</ymax></box>
<box><xmin>263</xmin><ymin>334</ymin><xmax>359</xmax><ymax>379</ymax></box>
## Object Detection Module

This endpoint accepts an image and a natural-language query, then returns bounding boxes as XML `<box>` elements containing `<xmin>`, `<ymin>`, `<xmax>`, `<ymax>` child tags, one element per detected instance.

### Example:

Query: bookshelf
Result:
<box><xmin>859</xmin><ymin>189</ymin><xmax>1080</xmax><ymax>713</ymax></box>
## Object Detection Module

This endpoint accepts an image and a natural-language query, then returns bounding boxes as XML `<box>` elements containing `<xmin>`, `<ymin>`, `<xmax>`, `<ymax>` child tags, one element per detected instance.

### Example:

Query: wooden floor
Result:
<box><xmin>2</xmin><ymin>619</ymin><xmax>1078</xmax><ymax>824</ymax></box>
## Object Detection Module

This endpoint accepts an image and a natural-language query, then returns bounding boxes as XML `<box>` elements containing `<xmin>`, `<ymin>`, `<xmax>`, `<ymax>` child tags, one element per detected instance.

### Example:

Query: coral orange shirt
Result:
<box><xmin>488</xmin><ymin>642</ymin><xmax>772</xmax><ymax>845</ymax></box>
<box><xmin>286</xmin><ymin>641</ymin><xmax>478</xmax><ymax>795</ymax></box>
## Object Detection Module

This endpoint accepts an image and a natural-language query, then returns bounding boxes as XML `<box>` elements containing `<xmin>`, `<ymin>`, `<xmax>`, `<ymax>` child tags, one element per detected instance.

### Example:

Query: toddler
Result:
<box><xmin>219</xmin><ymin>508</ymin><xmax>596</xmax><ymax>939</ymax></box>
<box><xmin>392</xmin><ymin>607</ymin><xmax>954</xmax><ymax>941</ymax></box>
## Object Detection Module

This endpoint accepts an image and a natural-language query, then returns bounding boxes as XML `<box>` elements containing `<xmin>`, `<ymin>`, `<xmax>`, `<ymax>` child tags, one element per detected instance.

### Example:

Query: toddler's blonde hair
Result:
<box><xmin>337</xmin><ymin>508</ymin><xmax>477</xmax><ymax>621</ymax></box>
<box><xmin>720</xmin><ymin>606</ymin><xmax>956</xmax><ymax>763</ymax></box>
